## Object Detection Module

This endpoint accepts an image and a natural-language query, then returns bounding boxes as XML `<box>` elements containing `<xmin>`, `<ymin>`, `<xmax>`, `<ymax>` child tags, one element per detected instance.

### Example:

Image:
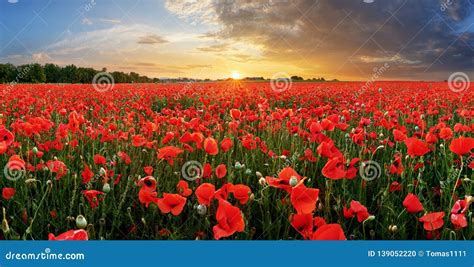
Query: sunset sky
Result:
<box><xmin>1</xmin><ymin>0</ymin><xmax>473</xmax><ymax>80</ymax></box>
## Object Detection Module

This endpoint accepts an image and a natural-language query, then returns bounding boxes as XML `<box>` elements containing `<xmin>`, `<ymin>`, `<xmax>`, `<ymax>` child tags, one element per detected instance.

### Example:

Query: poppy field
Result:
<box><xmin>0</xmin><ymin>81</ymin><xmax>473</xmax><ymax>240</ymax></box>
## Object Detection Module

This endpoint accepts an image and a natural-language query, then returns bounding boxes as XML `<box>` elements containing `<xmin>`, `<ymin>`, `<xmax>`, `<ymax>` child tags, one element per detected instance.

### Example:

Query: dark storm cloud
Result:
<box><xmin>203</xmin><ymin>0</ymin><xmax>474</xmax><ymax>79</ymax></box>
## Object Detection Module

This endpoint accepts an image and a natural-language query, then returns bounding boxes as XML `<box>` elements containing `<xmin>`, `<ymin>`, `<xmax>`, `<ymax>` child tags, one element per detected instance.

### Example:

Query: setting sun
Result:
<box><xmin>231</xmin><ymin>71</ymin><xmax>241</xmax><ymax>79</ymax></box>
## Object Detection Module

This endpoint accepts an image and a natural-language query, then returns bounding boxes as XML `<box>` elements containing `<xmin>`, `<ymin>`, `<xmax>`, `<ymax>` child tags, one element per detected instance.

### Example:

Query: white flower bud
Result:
<box><xmin>102</xmin><ymin>183</ymin><xmax>111</xmax><ymax>193</ymax></box>
<box><xmin>76</xmin><ymin>215</ymin><xmax>87</xmax><ymax>229</ymax></box>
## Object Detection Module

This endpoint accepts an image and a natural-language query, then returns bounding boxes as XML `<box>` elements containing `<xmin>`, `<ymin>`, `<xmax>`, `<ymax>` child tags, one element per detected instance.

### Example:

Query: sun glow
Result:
<box><xmin>231</xmin><ymin>71</ymin><xmax>241</xmax><ymax>79</ymax></box>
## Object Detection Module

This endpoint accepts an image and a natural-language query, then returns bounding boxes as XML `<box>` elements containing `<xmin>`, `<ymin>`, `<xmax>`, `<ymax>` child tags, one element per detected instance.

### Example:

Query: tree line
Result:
<box><xmin>0</xmin><ymin>63</ymin><xmax>159</xmax><ymax>84</ymax></box>
<box><xmin>0</xmin><ymin>63</ymin><xmax>335</xmax><ymax>84</ymax></box>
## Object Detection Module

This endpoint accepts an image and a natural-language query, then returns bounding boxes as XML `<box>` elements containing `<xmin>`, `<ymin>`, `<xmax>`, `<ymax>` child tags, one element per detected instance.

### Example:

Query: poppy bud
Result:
<box><xmin>102</xmin><ymin>183</ymin><xmax>111</xmax><ymax>193</ymax></box>
<box><xmin>245</xmin><ymin>168</ymin><xmax>252</xmax><ymax>175</ymax></box>
<box><xmin>388</xmin><ymin>224</ymin><xmax>398</xmax><ymax>233</ymax></box>
<box><xmin>32</xmin><ymin>147</ymin><xmax>38</xmax><ymax>154</ymax></box>
<box><xmin>53</xmin><ymin>156</ymin><xmax>58</xmax><ymax>161</ymax></box>
<box><xmin>25</xmin><ymin>178</ymin><xmax>38</xmax><ymax>186</ymax></box>
<box><xmin>365</xmin><ymin>215</ymin><xmax>376</xmax><ymax>222</ymax></box>
<box><xmin>258</xmin><ymin>177</ymin><xmax>266</xmax><ymax>186</ymax></box>
<box><xmin>289</xmin><ymin>176</ymin><xmax>298</xmax><ymax>187</ymax></box>
<box><xmin>234</xmin><ymin>162</ymin><xmax>244</xmax><ymax>169</ymax></box>
<box><xmin>196</xmin><ymin>204</ymin><xmax>207</xmax><ymax>216</ymax></box>
<box><xmin>256</xmin><ymin>171</ymin><xmax>263</xmax><ymax>178</ymax></box>
<box><xmin>99</xmin><ymin>167</ymin><xmax>106</xmax><ymax>176</ymax></box>
<box><xmin>414</xmin><ymin>126</ymin><xmax>419</xmax><ymax>131</ymax></box>
<box><xmin>2</xmin><ymin>208</ymin><xmax>9</xmax><ymax>234</ymax></box>
<box><xmin>318</xmin><ymin>202</ymin><xmax>323</xmax><ymax>211</ymax></box>
<box><xmin>466</xmin><ymin>195</ymin><xmax>473</xmax><ymax>205</ymax></box>
<box><xmin>280</xmin><ymin>155</ymin><xmax>287</xmax><ymax>160</ymax></box>
<box><xmin>76</xmin><ymin>215</ymin><xmax>87</xmax><ymax>229</ymax></box>
<box><xmin>378</xmin><ymin>88</ymin><xmax>383</xmax><ymax>93</ymax></box>
<box><xmin>439</xmin><ymin>144</ymin><xmax>444</xmax><ymax>148</ymax></box>
<box><xmin>249</xmin><ymin>193</ymin><xmax>255</xmax><ymax>201</ymax></box>
<box><xmin>46</xmin><ymin>180</ymin><xmax>52</xmax><ymax>187</ymax></box>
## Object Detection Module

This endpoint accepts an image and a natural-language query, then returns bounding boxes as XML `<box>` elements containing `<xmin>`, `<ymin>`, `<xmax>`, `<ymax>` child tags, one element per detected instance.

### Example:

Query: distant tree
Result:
<box><xmin>0</xmin><ymin>63</ymin><xmax>17</xmax><ymax>83</ymax></box>
<box><xmin>291</xmin><ymin>75</ymin><xmax>304</xmax><ymax>81</ymax></box>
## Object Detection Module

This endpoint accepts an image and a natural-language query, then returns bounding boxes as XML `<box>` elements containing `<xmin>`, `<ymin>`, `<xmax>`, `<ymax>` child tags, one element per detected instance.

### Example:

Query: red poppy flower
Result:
<box><xmin>389</xmin><ymin>153</ymin><xmax>404</xmax><ymax>175</ymax></box>
<box><xmin>290</xmin><ymin>213</ymin><xmax>313</xmax><ymax>239</ymax></box>
<box><xmin>215</xmin><ymin>164</ymin><xmax>227</xmax><ymax>179</ymax></box>
<box><xmin>137</xmin><ymin>176</ymin><xmax>159</xmax><ymax>207</ymax></box>
<box><xmin>220</xmin><ymin>137</ymin><xmax>233</xmax><ymax>152</ymax></box>
<box><xmin>157</xmin><ymin>146</ymin><xmax>184</xmax><ymax>165</ymax></box>
<box><xmin>0</xmin><ymin>127</ymin><xmax>14</xmax><ymax>147</ymax></box>
<box><xmin>195</xmin><ymin>183</ymin><xmax>215</xmax><ymax>206</ymax></box>
<box><xmin>117</xmin><ymin>151</ymin><xmax>132</xmax><ymax>165</ymax></box>
<box><xmin>393</xmin><ymin>129</ymin><xmax>406</xmax><ymax>142</ymax></box>
<box><xmin>405</xmin><ymin>137</ymin><xmax>430</xmax><ymax>157</ymax></box>
<box><xmin>93</xmin><ymin>154</ymin><xmax>106</xmax><ymax>165</ymax></box>
<box><xmin>290</xmin><ymin>183</ymin><xmax>319</xmax><ymax>214</ymax></box>
<box><xmin>83</xmin><ymin>190</ymin><xmax>104</xmax><ymax>209</ymax></box>
<box><xmin>265</xmin><ymin>167</ymin><xmax>301</xmax><ymax>193</ymax></box>
<box><xmin>81</xmin><ymin>164</ymin><xmax>93</xmax><ymax>184</ymax></box>
<box><xmin>344</xmin><ymin>200</ymin><xmax>370</xmax><ymax>222</ymax></box>
<box><xmin>439</xmin><ymin>127</ymin><xmax>453</xmax><ymax>140</ymax></box>
<box><xmin>316</xmin><ymin>141</ymin><xmax>343</xmax><ymax>159</ymax></box>
<box><xmin>157</xmin><ymin>193</ymin><xmax>187</xmax><ymax>216</ymax></box>
<box><xmin>143</xmin><ymin>166</ymin><xmax>153</xmax><ymax>175</ymax></box>
<box><xmin>204</xmin><ymin>137</ymin><xmax>219</xmax><ymax>155</ymax></box>
<box><xmin>215</xmin><ymin>183</ymin><xmax>233</xmax><ymax>201</ymax></box>
<box><xmin>213</xmin><ymin>200</ymin><xmax>245</xmax><ymax>240</ymax></box>
<box><xmin>389</xmin><ymin>181</ymin><xmax>401</xmax><ymax>192</ymax></box>
<box><xmin>46</xmin><ymin>160</ymin><xmax>68</xmax><ymax>180</ymax></box>
<box><xmin>48</xmin><ymin>229</ymin><xmax>88</xmax><ymax>240</ymax></box>
<box><xmin>176</xmin><ymin>180</ymin><xmax>192</xmax><ymax>197</ymax></box>
<box><xmin>202</xmin><ymin>163</ymin><xmax>212</xmax><ymax>178</ymax></box>
<box><xmin>322</xmin><ymin>157</ymin><xmax>346</xmax><ymax>180</ymax></box>
<box><xmin>230</xmin><ymin>109</ymin><xmax>241</xmax><ymax>120</ymax></box>
<box><xmin>0</xmin><ymin>141</ymin><xmax>7</xmax><ymax>154</ymax></box>
<box><xmin>131</xmin><ymin>134</ymin><xmax>147</xmax><ymax>147</ymax></box>
<box><xmin>402</xmin><ymin>193</ymin><xmax>424</xmax><ymax>213</ymax></box>
<box><xmin>313</xmin><ymin>216</ymin><xmax>326</xmax><ymax>228</ymax></box>
<box><xmin>230</xmin><ymin>184</ymin><xmax>251</xmax><ymax>205</ymax></box>
<box><xmin>419</xmin><ymin>212</ymin><xmax>445</xmax><ymax>231</ymax></box>
<box><xmin>450</xmin><ymin>199</ymin><xmax>468</xmax><ymax>229</ymax></box>
<box><xmin>310</xmin><ymin>224</ymin><xmax>346</xmax><ymax>240</ymax></box>
<box><xmin>449</xmin><ymin>136</ymin><xmax>474</xmax><ymax>156</ymax></box>
<box><xmin>2</xmin><ymin>187</ymin><xmax>15</xmax><ymax>200</ymax></box>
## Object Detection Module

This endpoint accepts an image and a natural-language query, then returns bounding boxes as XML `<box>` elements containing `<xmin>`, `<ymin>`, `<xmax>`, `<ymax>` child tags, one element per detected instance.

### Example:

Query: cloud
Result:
<box><xmin>137</xmin><ymin>34</ymin><xmax>168</xmax><ymax>45</ymax></box>
<box><xmin>99</xmin><ymin>18</ymin><xmax>121</xmax><ymax>24</ymax></box>
<box><xmin>197</xmin><ymin>43</ymin><xmax>231</xmax><ymax>52</ymax></box>
<box><xmin>32</xmin><ymin>52</ymin><xmax>50</xmax><ymax>62</ymax></box>
<box><xmin>81</xmin><ymin>18</ymin><xmax>93</xmax><ymax>25</ymax></box>
<box><xmin>165</xmin><ymin>0</ymin><xmax>474</xmax><ymax>80</ymax></box>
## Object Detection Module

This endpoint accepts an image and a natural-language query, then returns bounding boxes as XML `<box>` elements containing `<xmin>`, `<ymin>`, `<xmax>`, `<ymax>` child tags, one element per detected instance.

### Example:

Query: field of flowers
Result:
<box><xmin>0</xmin><ymin>81</ymin><xmax>473</xmax><ymax>240</ymax></box>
